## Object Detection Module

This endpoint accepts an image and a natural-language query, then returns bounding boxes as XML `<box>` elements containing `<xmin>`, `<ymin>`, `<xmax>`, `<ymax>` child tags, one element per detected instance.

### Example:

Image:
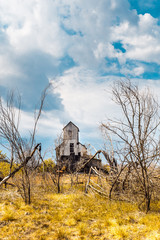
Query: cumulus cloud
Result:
<box><xmin>0</xmin><ymin>0</ymin><xmax>138</xmax><ymax>77</ymax></box>
<box><xmin>0</xmin><ymin>0</ymin><xmax>68</xmax><ymax>57</ymax></box>
<box><xmin>120</xmin><ymin>65</ymin><xmax>145</xmax><ymax>77</ymax></box>
<box><xmin>52</xmin><ymin>67</ymin><xmax>121</xmax><ymax>138</ymax></box>
<box><xmin>112</xmin><ymin>13</ymin><xmax>160</xmax><ymax>64</ymax></box>
<box><xmin>0</xmin><ymin>0</ymin><xmax>160</xmax><ymax>151</ymax></box>
<box><xmin>18</xmin><ymin>109</ymin><xmax>63</xmax><ymax>138</ymax></box>
<box><xmin>0</xmin><ymin>55</ymin><xmax>22</xmax><ymax>82</ymax></box>
<box><xmin>0</xmin><ymin>0</ymin><xmax>159</xmax><ymax>87</ymax></box>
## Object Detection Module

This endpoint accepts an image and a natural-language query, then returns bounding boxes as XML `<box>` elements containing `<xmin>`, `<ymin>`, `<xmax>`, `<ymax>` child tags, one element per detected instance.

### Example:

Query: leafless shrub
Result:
<box><xmin>101</xmin><ymin>80</ymin><xmax>160</xmax><ymax>212</ymax></box>
<box><xmin>0</xmin><ymin>85</ymin><xmax>50</xmax><ymax>204</ymax></box>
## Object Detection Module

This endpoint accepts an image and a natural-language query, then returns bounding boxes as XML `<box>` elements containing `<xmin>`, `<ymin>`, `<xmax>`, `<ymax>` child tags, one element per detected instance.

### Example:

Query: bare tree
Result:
<box><xmin>0</xmin><ymin>86</ymin><xmax>49</xmax><ymax>204</ymax></box>
<box><xmin>101</xmin><ymin>80</ymin><xmax>160</xmax><ymax>212</ymax></box>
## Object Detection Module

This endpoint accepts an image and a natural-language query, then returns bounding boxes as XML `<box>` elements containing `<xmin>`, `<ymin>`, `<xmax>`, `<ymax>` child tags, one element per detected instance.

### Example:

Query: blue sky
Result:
<box><xmin>0</xmin><ymin>0</ymin><xmax>160</xmax><ymax>158</ymax></box>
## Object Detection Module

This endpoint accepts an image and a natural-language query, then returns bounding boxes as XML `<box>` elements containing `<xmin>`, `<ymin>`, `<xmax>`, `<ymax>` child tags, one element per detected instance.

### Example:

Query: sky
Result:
<box><xmin>0</xmin><ymin>0</ymin><xmax>160</xmax><ymax>158</ymax></box>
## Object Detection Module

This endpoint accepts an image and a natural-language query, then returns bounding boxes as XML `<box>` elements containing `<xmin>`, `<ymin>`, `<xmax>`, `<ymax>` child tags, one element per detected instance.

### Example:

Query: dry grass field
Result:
<box><xmin>0</xmin><ymin>173</ymin><xmax>160</xmax><ymax>240</ymax></box>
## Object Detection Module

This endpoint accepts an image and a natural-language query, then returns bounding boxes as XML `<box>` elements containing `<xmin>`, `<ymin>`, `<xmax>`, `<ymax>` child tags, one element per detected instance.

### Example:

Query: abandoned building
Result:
<box><xmin>56</xmin><ymin>121</ymin><xmax>101</xmax><ymax>172</ymax></box>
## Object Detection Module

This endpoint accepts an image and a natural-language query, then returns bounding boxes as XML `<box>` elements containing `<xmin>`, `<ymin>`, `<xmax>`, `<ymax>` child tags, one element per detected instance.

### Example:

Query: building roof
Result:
<box><xmin>77</xmin><ymin>142</ymin><xmax>87</xmax><ymax>149</ymax></box>
<box><xmin>63</xmin><ymin>121</ymin><xmax>79</xmax><ymax>131</ymax></box>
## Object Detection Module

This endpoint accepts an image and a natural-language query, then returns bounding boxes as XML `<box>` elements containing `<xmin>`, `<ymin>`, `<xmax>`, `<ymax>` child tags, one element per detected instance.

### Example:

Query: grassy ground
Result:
<box><xmin>0</xmin><ymin>182</ymin><xmax>160</xmax><ymax>240</ymax></box>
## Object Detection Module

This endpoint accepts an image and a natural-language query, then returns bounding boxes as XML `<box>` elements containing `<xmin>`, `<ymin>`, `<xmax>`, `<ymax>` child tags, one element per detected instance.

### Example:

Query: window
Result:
<box><xmin>70</xmin><ymin>143</ymin><xmax>74</xmax><ymax>153</ymax></box>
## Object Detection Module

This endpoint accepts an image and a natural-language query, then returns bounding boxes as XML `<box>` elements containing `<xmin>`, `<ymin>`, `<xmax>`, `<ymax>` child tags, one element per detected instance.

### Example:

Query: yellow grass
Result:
<box><xmin>0</xmin><ymin>174</ymin><xmax>160</xmax><ymax>239</ymax></box>
<box><xmin>0</xmin><ymin>161</ymin><xmax>10</xmax><ymax>176</ymax></box>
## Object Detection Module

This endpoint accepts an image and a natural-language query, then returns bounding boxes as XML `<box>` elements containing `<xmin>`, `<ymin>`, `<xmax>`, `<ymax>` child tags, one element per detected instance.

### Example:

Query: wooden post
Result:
<box><xmin>85</xmin><ymin>167</ymin><xmax>92</xmax><ymax>193</ymax></box>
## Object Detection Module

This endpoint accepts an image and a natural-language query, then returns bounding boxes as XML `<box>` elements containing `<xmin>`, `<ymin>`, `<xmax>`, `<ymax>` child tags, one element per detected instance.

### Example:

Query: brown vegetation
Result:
<box><xmin>101</xmin><ymin>80</ymin><xmax>160</xmax><ymax>212</ymax></box>
<box><xmin>0</xmin><ymin>173</ymin><xmax>160</xmax><ymax>239</ymax></box>
<box><xmin>1</xmin><ymin>80</ymin><xmax>160</xmax><ymax>239</ymax></box>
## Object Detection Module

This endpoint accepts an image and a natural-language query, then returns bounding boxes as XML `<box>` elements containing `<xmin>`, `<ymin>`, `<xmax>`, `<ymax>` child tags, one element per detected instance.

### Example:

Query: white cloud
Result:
<box><xmin>0</xmin><ymin>55</ymin><xmax>22</xmax><ymax>82</ymax></box>
<box><xmin>0</xmin><ymin>0</ymin><xmax>160</xmax><ymax>151</ymax></box>
<box><xmin>121</xmin><ymin>65</ymin><xmax>145</xmax><ymax>77</ymax></box>
<box><xmin>7</xmin><ymin>107</ymin><xmax>63</xmax><ymax>141</ymax></box>
<box><xmin>51</xmin><ymin>66</ymin><xmax>160</xmax><ymax>135</ymax></box>
<box><xmin>0</xmin><ymin>0</ymin><xmax>159</xmax><ymax>71</ymax></box>
<box><xmin>0</xmin><ymin>0</ymin><xmax>68</xmax><ymax>57</ymax></box>
<box><xmin>52</xmin><ymin>67</ymin><xmax>121</xmax><ymax>129</ymax></box>
<box><xmin>37</xmin><ymin>111</ymin><xmax>63</xmax><ymax>137</ymax></box>
<box><xmin>0</xmin><ymin>0</ymin><xmax>138</xmax><ymax>68</ymax></box>
<box><xmin>0</xmin><ymin>0</ymin><xmax>159</xmax><ymax>85</ymax></box>
<box><xmin>2</xmin><ymin>70</ymin><xmax>160</xmax><ymax>153</ymax></box>
<box><xmin>112</xmin><ymin>13</ymin><xmax>160</xmax><ymax>64</ymax></box>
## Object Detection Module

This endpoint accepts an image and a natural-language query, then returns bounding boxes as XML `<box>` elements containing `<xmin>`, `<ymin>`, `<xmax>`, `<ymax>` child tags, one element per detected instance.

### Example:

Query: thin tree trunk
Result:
<box><xmin>85</xmin><ymin>167</ymin><xmax>92</xmax><ymax>194</ymax></box>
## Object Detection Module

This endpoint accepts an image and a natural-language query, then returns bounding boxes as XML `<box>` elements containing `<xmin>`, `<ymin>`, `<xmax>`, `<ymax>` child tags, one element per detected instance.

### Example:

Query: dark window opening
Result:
<box><xmin>70</xmin><ymin>143</ymin><xmax>74</xmax><ymax>153</ymax></box>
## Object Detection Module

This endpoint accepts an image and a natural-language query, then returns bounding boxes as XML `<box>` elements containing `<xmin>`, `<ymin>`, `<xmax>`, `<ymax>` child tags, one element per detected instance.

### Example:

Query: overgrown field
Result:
<box><xmin>0</xmin><ymin>174</ymin><xmax>160</xmax><ymax>240</ymax></box>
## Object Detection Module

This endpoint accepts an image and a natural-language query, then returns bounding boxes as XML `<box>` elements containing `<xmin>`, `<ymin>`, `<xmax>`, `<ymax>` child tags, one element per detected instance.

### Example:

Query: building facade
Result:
<box><xmin>60</xmin><ymin>121</ymin><xmax>87</xmax><ymax>157</ymax></box>
<box><xmin>56</xmin><ymin>121</ymin><xmax>101</xmax><ymax>172</ymax></box>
